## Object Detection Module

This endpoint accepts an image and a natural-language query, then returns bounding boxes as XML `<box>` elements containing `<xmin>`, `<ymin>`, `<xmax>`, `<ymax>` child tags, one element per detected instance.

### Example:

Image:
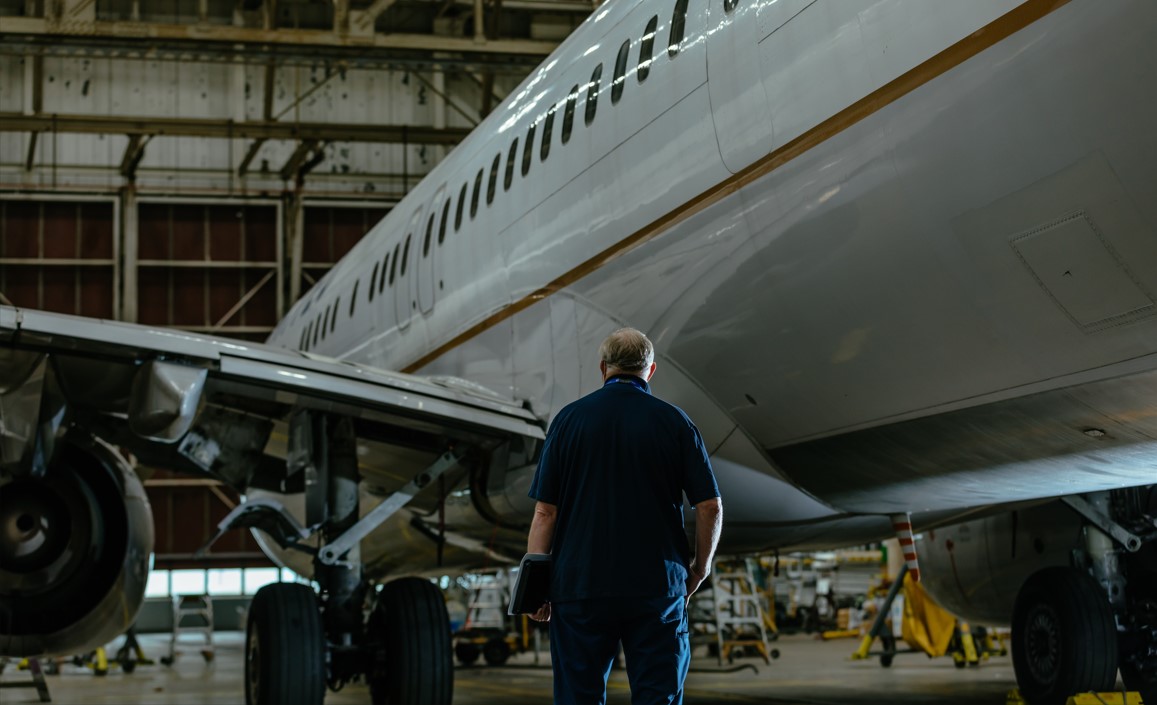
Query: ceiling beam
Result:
<box><xmin>1</xmin><ymin>113</ymin><xmax>472</xmax><ymax>145</ymax></box>
<box><xmin>119</xmin><ymin>133</ymin><xmax>147</xmax><ymax>178</ymax></box>
<box><xmin>24</xmin><ymin>132</ymin><xmax>38</xmax><ymax>171</ymax></box>
<box><xmin>279</xmin><ymin>139</ymin><xmax>321</xmax><ymax>181</ymax></box>
<box><xmin>1</xmin><ymin>17</ymin><xmax>558</xmax><ymax>57</ymax></box>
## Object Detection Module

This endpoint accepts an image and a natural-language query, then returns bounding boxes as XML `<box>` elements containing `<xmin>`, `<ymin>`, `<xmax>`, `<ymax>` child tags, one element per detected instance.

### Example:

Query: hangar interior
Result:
<box><xmin>0</xmin><ymin>0</ymin><xmax>577</xmax><ymax>571</ymax></box>
<box><xmin>1</xmin><ymin>1</ymin><xmax>1155</xmax><ymax>704</ymax></box>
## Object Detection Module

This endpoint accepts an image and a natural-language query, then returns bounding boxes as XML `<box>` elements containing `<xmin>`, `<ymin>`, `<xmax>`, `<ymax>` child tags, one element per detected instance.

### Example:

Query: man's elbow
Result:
<box><xmin>696</xmin><ymin>497</ymin><xmax>722</xmax><ymax>517</ymax></box>
<box><xmin>533</xmin><ymin>501</ymin><xmax>558</xmax><ymax>522</ymax></box>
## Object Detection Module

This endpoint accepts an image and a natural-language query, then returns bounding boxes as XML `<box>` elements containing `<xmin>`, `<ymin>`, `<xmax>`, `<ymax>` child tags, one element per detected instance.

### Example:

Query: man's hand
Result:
<box><xmin>529</xmin><ymin>602</ymin><xmax>551</xmax><ymax>622</ymax></box>
<box><xmin>685</xmin><ymin>561</ymin><xmax>709</xmax><ymax>604</ymax></box>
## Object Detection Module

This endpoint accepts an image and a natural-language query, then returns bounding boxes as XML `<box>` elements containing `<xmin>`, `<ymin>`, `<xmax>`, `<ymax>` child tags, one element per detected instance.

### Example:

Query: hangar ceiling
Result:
<box><xmin>0</xmin><ymin>0</ymin><xmax>593</xmax><ymax>195</ymax></box>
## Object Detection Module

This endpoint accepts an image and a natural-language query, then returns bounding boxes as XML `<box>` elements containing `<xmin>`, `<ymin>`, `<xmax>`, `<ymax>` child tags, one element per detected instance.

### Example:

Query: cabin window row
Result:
<box><xmin>298</xmin><ymin>0</ymin><xmax>690</xmax><ymax>352</ymax></box>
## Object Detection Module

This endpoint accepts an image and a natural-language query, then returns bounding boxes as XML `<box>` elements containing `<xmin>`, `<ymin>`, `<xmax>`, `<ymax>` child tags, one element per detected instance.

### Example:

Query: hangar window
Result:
<box><xmin>330</xmin><ymin>298</ymin><xmax>339</xmax><ymax>333</ymax></box>
<box><xmin>562</xmin><ymin>85</ymin><xmax>578</xmax><ymax>144</ymax></box>
<box><xmin>522</xmin><ymin>122</ymin><xmax>536</xmax><ymax>176</ymax></box>
<box><xmin>369</xmin><ymin>263</ymin><xmax>379</xmax><ymax>301</ymax></box>
<box><xmin>669</xmin><ymin>0</ymin><xmax>687</xmax><ymax>57</ymax></box>
<box><xmin>456</xmin><ymin>183</ymin><xmax>467</xmax><ymax>231</ymax></box>
<box><xmin>471</xmin><ymin>169</ymin><xmax>482</xmax><ymax>218</ymax></box>
<box><xmin>424</xmin><ymin>212</ymin><xmax>435</xmax><ymax>257</ymax></box>
<box><xmin>612</xmin><ymin>39</ymin><xmax>630</xmax><ymax>104</ymax></box>
<box><xmin>505</xmin><ymin>139</ymin><xmax>519</xmax><ymax>191</ymax></box>
<box><xmin>585</xmin><ymin>64</ymin><xmax>602</xmax><ymax>126</ymax></box>
<box><xmin>389</xmin><ymin>243</ymin><xmax>400</xmax><ymax>285</ymax></box>
<box><xmin>438</xmin><ymin>200</ymin><xmax>450</xmax><ymax>245</ymax></box>
<box><xmin>541</xmin><ymin>104</ymin><xmax>556</xmax><ymax>161</ymax></box>
<box><xmin>349</xmin><ymin>281</ymin><xmax>358</xmax><ymax>316</ymax></box>
<box><xmin>379</xmin><ymin>252</ymin><xmax>389</xmax><ymax>293</ymax></box>
<box><xmin>400</xmin><ymin>235</ymin><xmax>412</xmax><ymax>276</ymax></box>
<box><xmin>639</xmin><ymin>16</ymin><xmax>658</xmax><ymax>82</ymax></box>
<box><xmin>487</xmin><ymin>153</ymin><xmax>500</xmax><ymax>205</ymax></box>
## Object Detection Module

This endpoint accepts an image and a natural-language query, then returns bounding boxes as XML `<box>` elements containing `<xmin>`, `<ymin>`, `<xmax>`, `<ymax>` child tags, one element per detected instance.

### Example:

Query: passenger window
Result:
<box><xmin>423</xmin><ymin>212</ymin><xmax>435</xmax><ymax>257</ymax></box>
<box><xmin>724</xmin><ymin>0</ymin><xmax>737</xmax><ymax>12</ymax></box>
<box><xmin>562</xmin><ymin>85</ymin><xmax>578</xmax><ymax>144</ymax></box>
<box><xmin>369</xmin><ymin>263</ymin><xmax>379</xmax><ymax>301</ymax></box>
<box><xmin>505</xmin><ymin>139</ymin><xmax>518</xmax><ymax>191</ymax></box>
<box><xmin>487</xmin><ymin>153</ymin><xmax>500</xmax><ymax>205</ymax></box>
<box><xmin>669</xmin><ymin>0</ymin><xmax>687</xmax><ymax>57</ymax></box>
<box><xmin>639</xmin><ymin>16</ymin><xmax>657</xmax><ymax>82</ymax></box>
<box><xmin>305</xmin><ymin>322</ymin><xmax>313</xmax><ymax>349</ymax></box>
<box><xmin>612</xmin><ymin>39</ymin><xmax>630</xmax><ymax>104</ymax></box>
<box><xmin>389</xmin><ymin>243</ymin><xmax>400</xmax><ymax>285</ymax></box>
<box><xmin>349</xmin><ymin>281</ymin><xmax>358</xmax><ymax>316</ymax></box>
<box><xmin>585</xmin><ymin>64</ymin><xmax>603</xmax><ymax>126</ymax></box>
<box><xmin>323</xmin><ymin>307</ymin><xmax>331</xmax><ymax>340</ymax></box>
<box><xmin>455</xmin><ymin>183</ymin><xmax>467</xmax><ymax>231</ymax></box>
<box><xmin>471</xmin><ymin>169</ymin><xmax>482</xmax><ymax>218</ymax></box>
<box><xmin>315</xmin><ymin>313</ymin><xmax>323</xmax><ymax>344</ymax></box>
<box><xmin>299</xmin><ymin>327</ymin><xmax>307</xmax><ymax>349</ymax></box>
<box><xmin>379</xmin><ymin>253</ymin><xmax>389</xmax><ymax>293</ymax></box>
<box><xmin>400</xmin><ymin>235</ymin><xmax>412</xmax><ymax>276</ymax></box>
<box><xmin>541</xmin><ymin>104</ymin><xmax>556</xmax><ymax>161</ymax></box>
<box><xmin>522</xmin><ymin>122</ymin><xmax>536</xmax><ymax>177</ymax></box>
<box><xmin>438</xmin><ymin>200</ymin><xmax>450</xmax><ymax>245</ymax></box>
<box><xmin>330</xmin><ymin>299</ymin><xmax>339</xmax><ymax>333</ymax></box>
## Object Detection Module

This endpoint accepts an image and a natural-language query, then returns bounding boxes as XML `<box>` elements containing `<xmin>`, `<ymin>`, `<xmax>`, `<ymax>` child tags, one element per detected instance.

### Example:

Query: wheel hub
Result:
<box><xmin>1024</xmin><ymin>604</ymin><xmax>1061</xmax><ymax>685</ymax></box>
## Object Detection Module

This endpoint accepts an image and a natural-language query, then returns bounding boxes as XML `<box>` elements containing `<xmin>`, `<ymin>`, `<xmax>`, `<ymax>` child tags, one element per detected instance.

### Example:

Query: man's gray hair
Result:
<box><xmin>599</xmin><ymin>328</ymin><xmax>655</xmax><ymax>373</ymax></box>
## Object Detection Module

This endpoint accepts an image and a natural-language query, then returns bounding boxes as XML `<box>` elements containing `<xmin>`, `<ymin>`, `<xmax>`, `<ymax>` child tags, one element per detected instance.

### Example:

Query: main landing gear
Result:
<box><xmin>234</xmin><ymin>412</ymin><xmax>459</xmax><ymax>705</ymax></box>
<box><xmin>1011</xmin><ymin>489</ymin><xmax>1157</xmax><ymax>705</ymax></box>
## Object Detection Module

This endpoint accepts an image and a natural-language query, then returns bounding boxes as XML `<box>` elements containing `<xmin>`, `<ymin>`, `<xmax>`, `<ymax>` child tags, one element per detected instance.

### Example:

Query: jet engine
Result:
<box><xmin>0</xmin><ymin>436</ymin><xmax>153</xmax><ymax>657</ymax></box>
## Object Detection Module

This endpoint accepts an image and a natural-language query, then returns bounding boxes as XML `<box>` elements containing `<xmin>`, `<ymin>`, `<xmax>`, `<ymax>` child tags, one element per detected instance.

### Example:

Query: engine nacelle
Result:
<box><xmin>0</xmin><ymin>436</ymin><xmax>153</xmax><ymax>657</ymax></box>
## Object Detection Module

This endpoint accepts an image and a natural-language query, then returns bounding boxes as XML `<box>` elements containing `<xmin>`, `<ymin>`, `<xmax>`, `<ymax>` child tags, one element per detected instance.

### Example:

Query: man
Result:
<box><xmin>526</xmin><ymin>327</ymin><xmax>723</xmax><ymax>705</ymax></box>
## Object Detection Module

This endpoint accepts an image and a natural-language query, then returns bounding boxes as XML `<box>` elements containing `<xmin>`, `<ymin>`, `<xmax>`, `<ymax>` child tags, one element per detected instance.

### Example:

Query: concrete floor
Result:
<box><xmin>0</xmin><ymin>632</ymin><xmax>1025</xmax><ymax>704</ymax></box>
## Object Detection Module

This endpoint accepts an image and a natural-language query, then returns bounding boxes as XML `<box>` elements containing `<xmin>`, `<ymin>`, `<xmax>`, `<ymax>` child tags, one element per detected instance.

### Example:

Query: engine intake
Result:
<box><xmin>0</xmin><ymin>436</ymin><xmax>153</xmax><ymax>657</ymax></box>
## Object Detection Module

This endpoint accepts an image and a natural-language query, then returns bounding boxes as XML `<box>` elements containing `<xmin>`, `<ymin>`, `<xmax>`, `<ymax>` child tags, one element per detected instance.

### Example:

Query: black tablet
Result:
<box><xmin>507</xmin><ymin>553</ymin><xmax>552</xmax><ymax>615</ymax></box>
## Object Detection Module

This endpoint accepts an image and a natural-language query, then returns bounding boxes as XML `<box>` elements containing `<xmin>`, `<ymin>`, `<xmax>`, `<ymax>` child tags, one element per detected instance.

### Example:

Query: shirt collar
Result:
<box><xmin>603</xmin><ymin>374</ymin><xmax>651</xmax><ymax>394</ymax></box>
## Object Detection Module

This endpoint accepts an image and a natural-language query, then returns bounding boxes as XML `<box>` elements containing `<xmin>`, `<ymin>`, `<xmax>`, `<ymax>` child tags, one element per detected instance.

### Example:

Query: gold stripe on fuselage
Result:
<box><xmin>402</xmin><ymin>0</ymin><xmax>1073</xmax><ymax>374</ymax></box>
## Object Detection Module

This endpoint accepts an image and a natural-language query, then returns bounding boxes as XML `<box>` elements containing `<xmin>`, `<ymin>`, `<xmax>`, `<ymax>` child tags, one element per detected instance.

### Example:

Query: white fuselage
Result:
<box><xmin>264</xmin><ymin>0</ymin><xmax>1157</xmax><ymax>565</ymax></box>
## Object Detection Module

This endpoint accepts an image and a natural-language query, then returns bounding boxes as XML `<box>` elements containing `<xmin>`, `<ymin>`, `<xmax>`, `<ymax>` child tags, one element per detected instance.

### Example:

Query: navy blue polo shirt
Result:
<box><xmin>528</xmin><ymin>374</ymin><xmax>720</xmax><ymax>602</ymax></box>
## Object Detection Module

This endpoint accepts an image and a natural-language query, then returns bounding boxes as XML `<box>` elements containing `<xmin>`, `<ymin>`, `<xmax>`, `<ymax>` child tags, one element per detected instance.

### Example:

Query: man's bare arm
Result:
<box><xmin>686</xmin><ymin>497</ymin><xmax>722</xmax><ymax>600</ymax></box>
<box><xmin>526</xmin><ymin>501</ymin><xmax>558</xmax><ymax>622</ymax></box>
<box><xmin>527</xmin><ymin>501</ymin><xmax>558</xmax><ymax>554</ymax></box>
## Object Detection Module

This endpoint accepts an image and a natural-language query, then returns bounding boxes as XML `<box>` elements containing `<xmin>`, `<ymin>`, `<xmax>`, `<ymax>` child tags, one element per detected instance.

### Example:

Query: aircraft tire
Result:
<box><xmin>1011</xmin><ymin>567</ymin><xmax>1117</xmax><ymax>704</ymax></box>
<box><xmin>244</xmin><ymin>583</ymin><xmax>325</xmax><ymax>705</ymax></box>
<box><xmin>368</xmin><ymin>577</ymin><xmax>453</xmax><ymax>705</ymax></box>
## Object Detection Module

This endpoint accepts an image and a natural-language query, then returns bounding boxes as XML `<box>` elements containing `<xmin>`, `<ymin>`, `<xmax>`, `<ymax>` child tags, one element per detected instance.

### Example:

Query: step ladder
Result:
<box><xmin>464</xmin><ymin>572</ymin><xmax>510</xmax><ymax>630</ymax></box>
<box><xmin>162</xmin><ymin>595</ymin><xmax>215</xmax><ymax>665</ymax></box>
<box><xmin>712</xmin><ymin>559</ymin><xmax>775</xmax><ymax>665</ymax></box>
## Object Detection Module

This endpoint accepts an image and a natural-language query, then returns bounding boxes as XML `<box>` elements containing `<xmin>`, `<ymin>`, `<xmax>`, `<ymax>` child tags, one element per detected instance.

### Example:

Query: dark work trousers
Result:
<box><xmin>549</xmin><ymin>596</ymin><xmax>690</xmax><ymax>705</ymax></box>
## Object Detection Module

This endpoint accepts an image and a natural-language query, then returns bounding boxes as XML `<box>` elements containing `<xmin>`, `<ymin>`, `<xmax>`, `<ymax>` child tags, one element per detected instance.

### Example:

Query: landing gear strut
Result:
<box><xmin>1012</xmin><ymin>489</ymin><xmax>1157</xmax><ymax>705</ymax></box>
<box><xmin>242</xmin><ymin>412</ymin><xmax>457</xmax><ymax>705</ymax></box>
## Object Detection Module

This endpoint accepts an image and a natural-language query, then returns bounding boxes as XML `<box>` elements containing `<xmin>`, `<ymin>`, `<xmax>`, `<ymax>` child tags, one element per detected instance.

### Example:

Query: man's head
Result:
<box><xmin>598</xmin><ymin>327</ymin><xmax>657</xmax><ymax>382</ymax></box>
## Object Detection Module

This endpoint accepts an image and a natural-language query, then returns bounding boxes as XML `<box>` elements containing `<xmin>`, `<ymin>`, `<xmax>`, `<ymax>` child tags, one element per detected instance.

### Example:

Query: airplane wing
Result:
<box><xmin>0</xmin><ymin>304</ymin><xmax>544</xmax><ymax>487</ymax></box>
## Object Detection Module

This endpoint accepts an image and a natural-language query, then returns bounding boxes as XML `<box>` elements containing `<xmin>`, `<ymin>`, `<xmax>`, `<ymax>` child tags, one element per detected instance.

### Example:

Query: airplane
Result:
<box><xmin>1</xmin><ymin>0</ymin><xmax>1155</xmax><ymax>703</ymax></box>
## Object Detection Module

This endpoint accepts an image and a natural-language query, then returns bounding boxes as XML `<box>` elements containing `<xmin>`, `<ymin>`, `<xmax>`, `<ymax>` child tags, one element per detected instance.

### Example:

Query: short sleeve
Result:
<box><xmin>681</xmin><ymin>419</ymin><xmax>720</xmax><ymax>505</ymax></box>
<box><xmin>528</xmin><ymin>410</ymin><xmax>568</xmax><ymax>504</ymax></box>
